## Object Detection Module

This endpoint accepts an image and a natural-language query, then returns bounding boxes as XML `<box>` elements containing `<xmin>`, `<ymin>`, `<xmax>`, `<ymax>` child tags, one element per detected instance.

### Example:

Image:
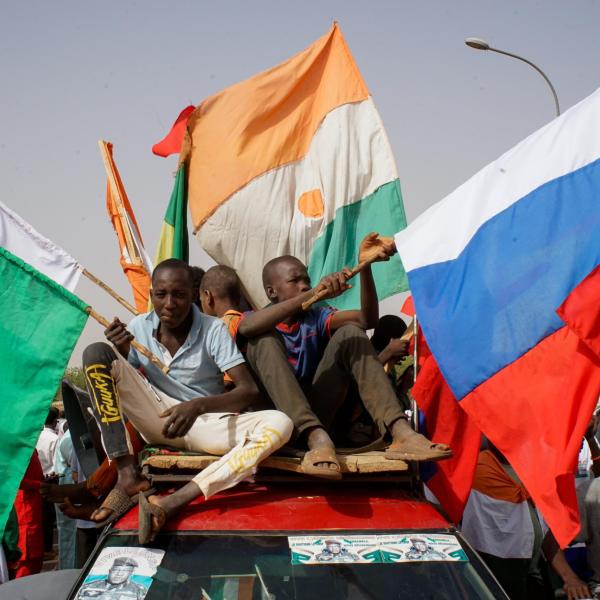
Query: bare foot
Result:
<box><xmin>90</xmin><ymin>472</ymin><xmax>151</xmax><ymax>523</ymax></box>
<box><xmin>387</xmin><ymin>418</ymin><xmax>452</xmax><ymax>460</ymax></box>
<box><xmin>305</xmin><ymin>427</ymin><xmax>339</xmax><ymax>472</ymax></box>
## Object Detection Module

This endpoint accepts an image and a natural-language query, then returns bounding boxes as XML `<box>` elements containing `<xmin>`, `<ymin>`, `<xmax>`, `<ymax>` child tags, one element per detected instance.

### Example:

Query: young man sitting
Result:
<box><xmin>238</xmin><ymin>233</ymin><xmax>451</xmax><ymax>479</ymax></box>
<box><xmin>80</xmin><ymin>259</ymin><xmax>293</xmax><ymax>542</ymax></box>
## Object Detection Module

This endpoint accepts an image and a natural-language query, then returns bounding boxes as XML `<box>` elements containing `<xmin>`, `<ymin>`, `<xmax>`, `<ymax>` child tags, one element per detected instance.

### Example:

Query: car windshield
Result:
<box><xmin>72</xmin><ymin>531</ymin><xmax>506</xmax><ymax>600</ymax></box>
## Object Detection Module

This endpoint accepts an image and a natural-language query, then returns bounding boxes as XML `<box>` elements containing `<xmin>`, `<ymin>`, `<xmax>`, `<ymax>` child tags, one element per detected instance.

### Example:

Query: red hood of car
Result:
<box><xmin>114</xmin><ymin>483</ymin><xmax>451</xmax><ymax>532</ymax></box>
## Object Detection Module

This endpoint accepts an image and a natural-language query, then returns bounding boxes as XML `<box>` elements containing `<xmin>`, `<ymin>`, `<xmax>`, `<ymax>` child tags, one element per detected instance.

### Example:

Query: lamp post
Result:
<box><xmin>465</xmin><ymin>37</ymin><xmax>560</xmax><ymax>117</ymax></box>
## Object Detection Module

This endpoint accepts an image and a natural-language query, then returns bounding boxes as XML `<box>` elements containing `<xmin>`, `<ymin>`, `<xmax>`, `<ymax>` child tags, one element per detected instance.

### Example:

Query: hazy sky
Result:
<box><xmin>2</xmin><ymin>1</ymin><xmax>599</xmax><ymax>364</ymax></box>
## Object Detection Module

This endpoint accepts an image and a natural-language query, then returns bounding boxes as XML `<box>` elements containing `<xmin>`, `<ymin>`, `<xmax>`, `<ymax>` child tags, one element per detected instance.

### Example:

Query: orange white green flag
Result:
<box><xmin>183</xmin><ymin>23</ymin><xmax>408</xmax><ymax>308</ymax></box>
<box><xmin>99</xmin><ymin>141</ymin><xmax>153</xmax><ymax>313</ymax></box>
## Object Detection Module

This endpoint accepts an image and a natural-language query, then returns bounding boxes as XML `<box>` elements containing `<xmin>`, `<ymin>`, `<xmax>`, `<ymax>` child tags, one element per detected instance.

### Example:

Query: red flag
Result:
<box><xmin>461</xmin><ymin>266</ymin><xmax>600</xmax><ymax>547</ymax></box>
<box><xmin>400</xmin><ymin>295</ymin><xmax>415</xmax><ymax>317</ymax></box>
<box><xmin>413</xmin><ymin>339</ymin><xmax>481</xmax><ymax>523</ymax></box>
<box><xmin>152</xmin><ymin>105</ymin><xmax>195</xmax><ymax>157</ymax></box>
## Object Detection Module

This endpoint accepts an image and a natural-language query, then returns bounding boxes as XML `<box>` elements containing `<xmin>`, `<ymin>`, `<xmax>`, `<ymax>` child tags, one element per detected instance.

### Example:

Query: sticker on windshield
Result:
<box><xmin>378</xmin><ymin>534</ymin><xmax>468</xmax><ymax>562</ymax></box>
<box><xmin>288</xmin><ymin>534</ymin><xmax>467</xmax><ymax>565</ymax></box>
<box><xmin>289</xmin><ymin>535</ymin><xmax>381</xmax><ymax>564</ymax></box>
<box><xmin>74</xmin><ymin>546</ymin><xmax>165</xmax><ymax>599</ymax></box>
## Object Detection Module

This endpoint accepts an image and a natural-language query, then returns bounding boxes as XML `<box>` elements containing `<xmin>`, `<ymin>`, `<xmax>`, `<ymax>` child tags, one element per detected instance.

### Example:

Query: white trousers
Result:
<box><xmin>111</xmin><ymin>354</ymin><xmax>293</xmax><ymax>498</ymax></box>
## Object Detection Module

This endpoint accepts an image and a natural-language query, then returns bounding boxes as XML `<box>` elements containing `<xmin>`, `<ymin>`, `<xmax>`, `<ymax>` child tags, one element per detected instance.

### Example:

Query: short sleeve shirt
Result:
<box><xmin>275</xmin><ymin>306</ymin><xmax>336</xmax><ymax>383</ymax></box>
<box><xmin>127</xmin><ymin>305</ymin><xmax>245</xmax><ymax>401</ymax></box>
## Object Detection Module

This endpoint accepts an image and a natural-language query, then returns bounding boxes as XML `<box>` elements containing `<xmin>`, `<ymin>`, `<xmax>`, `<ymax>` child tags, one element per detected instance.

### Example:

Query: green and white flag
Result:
<box><xmin>0</xmin><ymin>247</ymin><xmax>88</xmax><ymax>538</ymax></box>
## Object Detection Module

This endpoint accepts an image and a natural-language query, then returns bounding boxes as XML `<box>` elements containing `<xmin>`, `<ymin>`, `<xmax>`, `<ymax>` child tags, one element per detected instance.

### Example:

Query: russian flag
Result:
<box><xmin>396</xmin><ymin>89</ymin><xmax>600</xmax><ymax>547</ymax></box>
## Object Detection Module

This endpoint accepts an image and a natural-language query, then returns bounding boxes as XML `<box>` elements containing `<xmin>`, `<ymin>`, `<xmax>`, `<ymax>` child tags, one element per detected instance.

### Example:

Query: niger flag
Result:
<box><xmin>183</xmin><ymin>24</ymin><xmax>408</xmax><ymax>309</ymax></box>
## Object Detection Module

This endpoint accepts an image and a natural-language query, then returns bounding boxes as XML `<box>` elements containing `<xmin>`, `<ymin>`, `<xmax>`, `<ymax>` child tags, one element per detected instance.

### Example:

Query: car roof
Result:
<box><xmin>114</xmin><ymin>482</ymin><xmax>451</xmax><ymax>532</ymax></box>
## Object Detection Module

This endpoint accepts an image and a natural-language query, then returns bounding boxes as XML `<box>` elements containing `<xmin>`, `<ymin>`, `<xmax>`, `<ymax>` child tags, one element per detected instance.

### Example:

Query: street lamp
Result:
<box><xmin>465</xmin><ymin>37</ymin><xmax>560</xmax><ymax>117</ymax></box>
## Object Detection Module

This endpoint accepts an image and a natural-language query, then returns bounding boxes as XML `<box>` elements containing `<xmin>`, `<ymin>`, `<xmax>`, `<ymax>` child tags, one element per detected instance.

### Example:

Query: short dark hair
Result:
<box><xmin>370</xmin><ymin>315</ymin><xmax>408</xmax><ymax>352</ymax></box>
<box><xmin>45</xmin><ymin>406</ymin><xmax>59</xmax><ymax>426</ymax></box>
<box><xmin>200</xmin><ymin>265</ymin><xmax>241</xmax><ymax>304</ymax></box>
<box><xmin>262</xmin><ymin>255</ymin><xmax>304</xmax><ymax>288</ymax></box>
<box><xmin>152</xmin><ymin>258</ymin><xmax>193</xmax><ymax>288</ymax></box>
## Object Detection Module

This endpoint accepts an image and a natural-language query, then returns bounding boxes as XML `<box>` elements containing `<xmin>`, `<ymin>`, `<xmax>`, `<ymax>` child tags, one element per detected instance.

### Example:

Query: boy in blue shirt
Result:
<box><xmin>239</xmin><ymin>233</ymin><xmax>451</xmax><ymax>478</ymax></box>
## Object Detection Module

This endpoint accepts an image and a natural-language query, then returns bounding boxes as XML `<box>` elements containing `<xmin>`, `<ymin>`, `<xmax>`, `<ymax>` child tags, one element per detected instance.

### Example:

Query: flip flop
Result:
<box><xmin>300</xmin><ymin>448</ymin><xmax>342</xmax><ymax>480</ymax></box>
<box><xmin>138</xmin><ymin>493</ymin><xmax>167</xmax><ymax>544</ymax></box>
<box><xmin>385</xmin><ymin>435</ymin><xmax>452</xmax><ymax>462</ymax></box>
<box><xmin>93</xmin><ymin>486</ymin><xmax>156</xmax><ymax>528</ymax></box>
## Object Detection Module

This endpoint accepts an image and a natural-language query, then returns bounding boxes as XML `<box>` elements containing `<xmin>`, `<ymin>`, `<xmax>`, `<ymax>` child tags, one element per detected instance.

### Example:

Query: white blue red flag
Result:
<box><xmin>396</xmin><ymin>89</ymin><xmax>600</xmax><ymax>546</ymax></box>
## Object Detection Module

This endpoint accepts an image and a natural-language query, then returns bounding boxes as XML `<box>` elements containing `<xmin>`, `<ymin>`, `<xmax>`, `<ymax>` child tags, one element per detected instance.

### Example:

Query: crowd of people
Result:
<box><xmin>1</xmin><ymin>233</ymin><xmax>598</xmax><ymax>600</ymax></box>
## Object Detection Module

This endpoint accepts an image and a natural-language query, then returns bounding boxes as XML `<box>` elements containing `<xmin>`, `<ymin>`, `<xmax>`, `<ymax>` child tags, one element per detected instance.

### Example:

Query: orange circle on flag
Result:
<box><xmin>297</xmin><ymin>189</ymin><xmax>325</xmax><ymax>218</ymax></box>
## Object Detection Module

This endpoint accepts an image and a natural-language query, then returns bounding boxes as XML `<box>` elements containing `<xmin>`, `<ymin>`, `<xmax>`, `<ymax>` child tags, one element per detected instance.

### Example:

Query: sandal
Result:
<box><xmin>138</xmin><ymin>493</ymin><xmax>167</xmax><ymax>544</ymax></box>
<box><xmin>385</xmin><ymin>434</ymin><xmax>452</xmax><ymax>462</ymax></box>
<box><xmin>300</xmin><ymin>448</ymin><xmax>342</xmax><ymax>480</ymax></box>
<box><xmin>92</xmin><ymin>486</ymin><xmax>155</xmax><ymax>528</ymax></box>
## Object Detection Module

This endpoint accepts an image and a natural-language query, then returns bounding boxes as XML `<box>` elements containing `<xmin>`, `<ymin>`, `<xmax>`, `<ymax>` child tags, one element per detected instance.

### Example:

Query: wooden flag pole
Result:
<box><xmin>301</xmin><ymin>260</ymin><xmax>368</xmax><ymax>311</ymax></box>
<box><xmin>86</xmin><ymin>308</ymin><xmax>169</xmax><ymax>374</ymax></box>
<box><xmin>82</xmin><ymin>269</ymin><xmax>139</xmax><ymax>316</ymax></box>
<box><xmin>300</xmin><ymin>235</ymin><xmax>395</xmax><ymax>312</ymax></box>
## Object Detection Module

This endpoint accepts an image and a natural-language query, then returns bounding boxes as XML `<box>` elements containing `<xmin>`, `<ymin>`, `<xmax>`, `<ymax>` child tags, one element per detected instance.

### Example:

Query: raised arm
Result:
<box><xmin>158</xmin><ymin>364</ymin><xmax>260</xmax><ymax>439</ymax></box>
<box><xmin>330</xmin><ymin>232</ymin><xmax>396</xmax><ymax>331</ymax></box>
<box><xmin>239</xmin><ymin>272</ymin><xmax>351</xmax><ymax>338</ymax></box>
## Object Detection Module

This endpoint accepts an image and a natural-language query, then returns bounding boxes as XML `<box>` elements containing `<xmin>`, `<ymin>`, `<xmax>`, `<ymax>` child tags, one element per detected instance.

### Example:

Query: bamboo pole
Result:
<box><xmin>86</xmin><ymin>308</ymin><xmax>169</xmax><ymax>374</ymax></box>
<box><xmin>82</xmin><ymin>268</ymin><xmax>139</xmax><ymax>315</ymax></box>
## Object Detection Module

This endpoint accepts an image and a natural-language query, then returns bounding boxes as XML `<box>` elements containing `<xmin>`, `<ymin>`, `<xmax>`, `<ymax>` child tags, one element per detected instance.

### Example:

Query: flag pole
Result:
<box><xmin>98</xmin><ymin>141</ymin><xmax>142</xmax><ymax>266</ymax></box>
<box><xmin>81</xmin><ymin>268</ymin><xmax>139</xmax><ymax>316</ymax></box>
<box><xmin>412</xmin><ymin>315</ymin><xmax>419</xmax><ymax>433</ymax></box>
<box><xmin>86</xmin><ymin>308</ymin><xmax>169</xmax><ymax>374</ymax></box>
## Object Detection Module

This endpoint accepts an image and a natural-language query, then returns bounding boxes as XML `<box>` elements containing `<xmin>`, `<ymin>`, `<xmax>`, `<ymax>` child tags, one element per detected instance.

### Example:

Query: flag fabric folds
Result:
<box><xmin>99</xmin><ymin>141</ymin><xmax>153</xmax><ymax>313</ymax></box>
<box><xmin>0</xmin><ymin>247</ymin><xmax>89</xmax><ymax>538</ymax></box>
<box><xmin>154</xmin><ymin>164</ymin><xmax>189</xmax><ymax>266</ymax></box>
<box><xmin>152</xmin><ymin>105</ymin><xmax>195</xmax><ymax>158</ymax></box>
<box><xmin>395</xmin><ymin>89</ymin><xmax>600</xmax><ymax>547</ymax></box>
<box><xmin>184</xmin><ymin>23</ymin><xmax>408</xmax><ymax>309</ymax></box>
<box><xmin>0</xmin><ymin>200</ymin><xmax>81</xmax><ymax>292</ymax></box>
<box><xmin>413</xmin><ymin>339</ymin><xmax>481</xmax><ymax>523</ymax></box>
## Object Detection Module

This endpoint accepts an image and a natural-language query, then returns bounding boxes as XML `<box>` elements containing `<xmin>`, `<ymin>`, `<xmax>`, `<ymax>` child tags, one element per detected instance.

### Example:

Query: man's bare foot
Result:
<box><xmin>386</xmin><ymin>418</ymin><xmax>452</xmax><ymax>461</ymax></box>
<box><xmin>40</xmin><ymin>481</ymin><xmax>94</xmax><ymax>504</ymax></box>
<box><xmin>90</xmin><ymin>468</ymin><xmax>151</xmax><ymax>523</ymax></box>
<box><xmin>305</xmin><ymin>427</ymin><xmax>339</xmax><ymax>471</ymax></box>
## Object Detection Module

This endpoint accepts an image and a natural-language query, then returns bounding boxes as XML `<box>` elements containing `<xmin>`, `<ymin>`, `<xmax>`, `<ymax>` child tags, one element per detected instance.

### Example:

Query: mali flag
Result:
<box><xmin>154</xmin><ymin>164</ymin><xmax>189</xmax><ymax>265</ymax></box>
<box><xmin>182</xmin><ymin>23</ymin><xmax>408</xmax><ymax>309</ymax></box>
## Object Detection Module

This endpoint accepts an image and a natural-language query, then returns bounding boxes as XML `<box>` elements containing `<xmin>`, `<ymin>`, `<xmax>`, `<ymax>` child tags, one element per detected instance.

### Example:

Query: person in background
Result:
<box><xmin>36</xmin><ymin>407</ymin><xmax>59</xmax><ymax>557</ymax></box>
<box><xmin>36</xmin><ymin>407</ymin><xmax>59</xmax><ymax>478</ymax></box>
<box><xmin>70</xmin><ymin>451</ymin><xmax>100</xmax><ymax>569</ymax></box>
<box><xmin>371</xmin><ymin>315</ymin><xmax>414</xmax><ymax>412</ymax></box>
<box><xmin>12</xmin><ymin>451</ymin><xmax>44</xmax><ymax>578</ymax></box>
<box><xmin>573</xmin><ymin>407</ymin><xmax>600</xmax><ymax>597</ymax></box>
<box><xmin>2</xmin><ymin>507</ymin><xmax>20</xmax><ymax>582</ymax></box>
<box><xmin>52</xmin><ymin>427</ymin><xmax>77</xmax><ymax>569</ymax></box>
<box><xmin>462</xmin><ymin>445</ymin><xmax>591</xmax><ymax>599</ymax></box>
<box><xmin>190</xmin><ymin>266</ymin><xmax>206</xmax><ymax>310</ymax></box>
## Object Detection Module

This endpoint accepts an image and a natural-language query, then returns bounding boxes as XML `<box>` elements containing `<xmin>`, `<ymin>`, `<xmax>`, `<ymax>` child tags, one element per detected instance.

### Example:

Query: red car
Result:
<box><xmin>62</xmin><ymin>480</ymin><xmax>508</xmax><ymax>599</ymax></box>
